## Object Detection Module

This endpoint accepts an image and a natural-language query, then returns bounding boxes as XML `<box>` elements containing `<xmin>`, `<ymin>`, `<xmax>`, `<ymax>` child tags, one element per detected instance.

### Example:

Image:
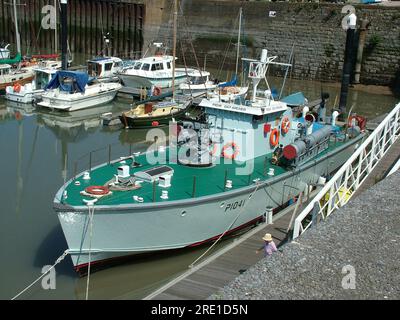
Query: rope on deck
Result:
<box><xmin>11</xmin><ymin>249</ymin><xmax>70</xmax><ymax>300</ymax></box>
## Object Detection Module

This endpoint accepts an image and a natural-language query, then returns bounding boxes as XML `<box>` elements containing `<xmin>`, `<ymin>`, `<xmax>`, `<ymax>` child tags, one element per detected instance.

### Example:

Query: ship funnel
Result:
<box><xmin>332</xmin><ymin>111</ymin><xmax>339</xmax><ymax>126</ymax></box>
<box><xmin>302</xmin><ymin>106</ymin><xmax>309</xmax><ymax>118</ymax></box>
<box><xmin>260</xmin><ymin>49</ymin><xmax>268</xmax><ymax>63</ymax></box>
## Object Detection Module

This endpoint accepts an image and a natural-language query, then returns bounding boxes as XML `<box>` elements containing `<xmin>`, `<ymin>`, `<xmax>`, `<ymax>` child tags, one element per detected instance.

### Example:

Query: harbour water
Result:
<box><xmin>0</xmin><ymin>76</ymin><xmax>397</xmax><ymax>299</ymax></box>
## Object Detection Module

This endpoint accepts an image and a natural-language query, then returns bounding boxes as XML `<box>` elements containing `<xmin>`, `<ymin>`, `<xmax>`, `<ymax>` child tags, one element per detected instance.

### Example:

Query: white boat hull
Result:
<box><xmin>37</xmin><ymin>83</ymin><xmax>121</xmax><ymax>112</ymax></box>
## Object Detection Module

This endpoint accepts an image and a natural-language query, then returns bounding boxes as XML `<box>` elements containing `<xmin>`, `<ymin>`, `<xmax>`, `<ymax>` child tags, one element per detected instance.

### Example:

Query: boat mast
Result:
<box><xmin>54</xmin><ymin>0</ymin><xmax>58</xmax><ymax>54</ymax></box>
<box><xmin>60</xmin><ymin>0</ymin><xmax>68</xmax><ymax>70</ymax></box>
<box><xmin>12</xmin><ymin>0</ymin><xmax>21</xmax><ymax>54</ymax></box>
<box><xmin>172</xmin><ymin>0</ymin><xmax>177</xmax><ymax>101</ymax></box>
<box><xmin>235</xmin><ymin>7</ymin><xmax>242</xmax><ymax>77</ymax></box>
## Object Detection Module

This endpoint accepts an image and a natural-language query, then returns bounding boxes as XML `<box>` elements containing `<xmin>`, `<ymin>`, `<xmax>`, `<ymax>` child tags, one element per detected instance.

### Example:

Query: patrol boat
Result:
<box><xmin>53</xmin><ymin>49</ymin><xmax>365</xmax><ymax>273</ymax></box>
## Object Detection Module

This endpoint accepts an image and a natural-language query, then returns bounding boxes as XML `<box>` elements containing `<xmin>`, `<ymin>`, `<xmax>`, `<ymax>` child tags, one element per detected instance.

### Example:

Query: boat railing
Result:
<box><xmin>292</xmin><ymin>102</ymin><xmax>400</xmax><ymax>239</ymax></box>
<box><xmin>70</xmin><ymin>140</ymin><xmax>150</xmax><ymax>182</ymax></box>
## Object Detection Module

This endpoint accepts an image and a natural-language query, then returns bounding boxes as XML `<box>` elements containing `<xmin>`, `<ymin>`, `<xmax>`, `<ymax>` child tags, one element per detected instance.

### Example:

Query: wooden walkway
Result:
<box><xmin>145</xmin><ymin>205</ymin><xmax>296</xmax><ymax>300</ymax></box>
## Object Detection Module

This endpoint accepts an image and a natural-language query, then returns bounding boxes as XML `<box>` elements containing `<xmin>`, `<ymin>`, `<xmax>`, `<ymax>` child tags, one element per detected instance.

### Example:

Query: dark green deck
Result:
<box><xmin>61</xmin><ymin>138</ymin><xmax>347</xmax><ymax>207</ymax></box>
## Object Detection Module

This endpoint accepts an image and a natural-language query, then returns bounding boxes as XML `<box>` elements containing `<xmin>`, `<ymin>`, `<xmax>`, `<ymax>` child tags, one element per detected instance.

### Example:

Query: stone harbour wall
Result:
<box><xmin>145</xmin><ymin>0</ymin><xmax>400</xmax><ymax>89</ymax></box>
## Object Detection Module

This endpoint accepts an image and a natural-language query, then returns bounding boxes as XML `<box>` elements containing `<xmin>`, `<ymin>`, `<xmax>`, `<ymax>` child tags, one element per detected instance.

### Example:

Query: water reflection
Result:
<box><xmin>0</xmin><ymin>78</ymin><xmax>398</xmax><ymax>300</ymax></box>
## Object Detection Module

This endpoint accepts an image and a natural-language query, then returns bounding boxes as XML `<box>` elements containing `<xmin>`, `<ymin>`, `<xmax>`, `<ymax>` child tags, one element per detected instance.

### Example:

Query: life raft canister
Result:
<box><xmin>270</xmin><ymin>128</ymin><xmax>280</xmax><ymax>147</ymax></box>
<box><xmin>281</xmin><ymin>116</ymin><xmax>290</xmax><ymax>134</ymax></box>
<box><xmin>221</xmin><ymin>142</ymin><xmax>239</xmax><ymax>160</ymax></box>
<box><xmin>153</xmin><ymin>86</ymin><xmax>162</xmax><ymax>96</ymax></box>
<box><xmin>85</xmin><ymin>186</ymin><xmax>110</xmax><ymax>195</ymax></box>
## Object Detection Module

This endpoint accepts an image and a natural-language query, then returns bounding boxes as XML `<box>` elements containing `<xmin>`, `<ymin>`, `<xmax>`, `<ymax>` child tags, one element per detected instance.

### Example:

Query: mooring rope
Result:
<box><xmin>11</xmin><ymin>249</ymin><xmax>69</xmax><ymax>300</ymax></box>
<box><xmin>189</xmin><ymin>181</ymin><xmax>262</xmax><ymax>268</ymax></box>
<box><xmin>85</xmin><ymin>204</ymin><xmax>95</xmax><ymax>301</ymax></box>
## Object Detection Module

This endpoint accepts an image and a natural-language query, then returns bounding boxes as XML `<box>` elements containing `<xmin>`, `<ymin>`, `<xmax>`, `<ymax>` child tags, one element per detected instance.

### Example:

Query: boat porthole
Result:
<box><xmin>181</xmin><ymin>210</ymin><xmax>187</xmax><ymax>217</ymax></box>
<box><xmin>220</xmin><ymin>202</ymin><xmax>225</xmax><ymax>208</ymax></box>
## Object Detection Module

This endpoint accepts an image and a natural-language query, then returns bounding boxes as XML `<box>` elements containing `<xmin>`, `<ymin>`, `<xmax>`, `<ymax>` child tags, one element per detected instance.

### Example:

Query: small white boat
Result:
<box><xmin>87</xmin><ymin>56</ymin><xmax>123</xmax><ymax>83</ymax></box>
<box><xmin>117</xmin><ymin>43</ymin><xmax>187</xmax><ymax>93</ymax></box>
<box><xmin>205</xmin><ymin>76</ymin><xmax>249</xmax><ymax>103</ymax></box>
<box><xmin>179</xmin><ymin>69</ymin><xmax>217</xmax><ymax>96</ymax></box>
<box><xmin>0</xmin><ymin>63</ymin><xmax>34</xmax><ymax>92</ymax></box>
<box><xmin>5</xmin><ymin>60</ymin><xmax>61</xmax><ymax>104</ymax></box>
<box><xmin>36</xmin><ymin>70</ymin><xmax>122</xmax><ymax>112</ymax></box>
<box><xmin>0</xmin><ymin>44</ymin><xmax>10</xmax><ymax>60</ymax></box>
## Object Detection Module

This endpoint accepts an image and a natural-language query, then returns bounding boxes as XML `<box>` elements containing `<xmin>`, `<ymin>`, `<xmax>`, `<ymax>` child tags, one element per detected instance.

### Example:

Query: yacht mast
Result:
<box><xmin>12</xmin><ymin>0</ymin><xmax>21</xmax><ymax>54</ymax></box>
<box><xmin>235</xmin><ymin>7</ymin><xmax>242</xmax><ymax>77</ymax></box>
<box><xmin>172</xmin><ymin>0</ymin><xmax>178</xmax><ymax>101</ymax></box>
<box><xmin>54</xmin><ymin>0</ymin><xmax>58</xmax><ymax>54</ymax></box>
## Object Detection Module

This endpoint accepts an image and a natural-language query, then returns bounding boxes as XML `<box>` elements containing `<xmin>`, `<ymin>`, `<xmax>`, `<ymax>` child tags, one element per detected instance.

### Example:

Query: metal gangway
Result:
<box><xmin>293</xmin><ymin>102</ymin><xmax>400</xmax><ymax>239</ymax></box>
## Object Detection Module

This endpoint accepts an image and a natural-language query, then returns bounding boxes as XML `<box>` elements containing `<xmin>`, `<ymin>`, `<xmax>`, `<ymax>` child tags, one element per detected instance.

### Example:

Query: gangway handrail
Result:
<box><xmin>293</xmin><ymin>102</ymin><xmax>400</xmax><ymax>239</ymax></box>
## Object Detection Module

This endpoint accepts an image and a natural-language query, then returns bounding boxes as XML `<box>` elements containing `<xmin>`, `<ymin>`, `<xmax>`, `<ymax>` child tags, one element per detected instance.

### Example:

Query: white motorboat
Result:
<box><xmin>36</xmin><ymin>70</ymin><xmax>122</xmax><ymax>112</ymax></box>
<box><xmin>5</xmin><ymin>60</ymin><xmax>61</xmax><ymax>103</ymax></box>
<box><xmin>117</xmin><ymin>43</ymin><xmax>187</xmax><ymax>93</ymax></box>
<box><xmin>87</xmin><ymin>56</ymin><xmax>123</xmax><ymax>82</ymax></box>
<box><xmin>179</xmin><ymin>69</ymin><xmax>218</xmax><ymax>96</ymax></box>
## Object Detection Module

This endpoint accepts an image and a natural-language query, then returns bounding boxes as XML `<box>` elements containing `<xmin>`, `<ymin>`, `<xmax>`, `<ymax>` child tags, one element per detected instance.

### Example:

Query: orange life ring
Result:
<box><xmin>281</xmin><ymin>116</ymin><xmax>290</xmax><ymax>134</ymax></box>
<box><xmin>153</xmin><ymin>86</ymin><xmax>162</xmax><ymax>96</ymax></box>
<box><xmin>13</xmin><ymin>82</ymin><xmax>22</xmax><ymax>93</ymax></box>
<box><xmin>221</xmin><ymin>142</ymin><xmax>239</xmax><ymax>160</ymax></box>
<box><xmin>270</xmin><ymin>128</ymin><xmax>280</xmax><ymax>147</ymax></box>
<box><xmin>85</xmin><ymin>186</ymin><xmax>110</xmax><ymax>195</ymax></box>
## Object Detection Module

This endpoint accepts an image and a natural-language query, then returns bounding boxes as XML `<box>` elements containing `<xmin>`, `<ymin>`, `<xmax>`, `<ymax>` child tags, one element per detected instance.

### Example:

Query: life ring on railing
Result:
<box><xmin>153</xmin><ymin>86</ymin><xmax>162</xmax><ymax>96</ymax></box>
<box><xmin>281</xmin><ymin>116</ymin><xmax>290</xmax><ymax>134</ymax></box>
<box><xmin>270</xmin><ymin>128</ymin><xmax>280</xmax><ymax>147</ymax></box>
<box><xmin>13</xmin><ymin>82</ymin><xmax>22</xmax><ymax>93</ymax></box>
<box><xmin>85</xmin><ymin>186</ymin><xmax>110</xmax><ymax>195</ymax></box>
<box><xmin>221</xmin><ymin>142</ymin><xmax>239</xmax><ymax>160</ymax></box>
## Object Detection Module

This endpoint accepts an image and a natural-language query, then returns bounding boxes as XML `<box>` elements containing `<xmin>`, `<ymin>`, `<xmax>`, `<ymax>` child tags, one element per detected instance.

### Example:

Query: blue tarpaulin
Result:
<box><xmin>218</xmin><ymin>75</ymin><xmax>238</xmax><ymax>88</ymax></box>
<box><xmin>45</xmin><ymin>71</ymin><xmax>89</xmax><ymax>93</ymax></box>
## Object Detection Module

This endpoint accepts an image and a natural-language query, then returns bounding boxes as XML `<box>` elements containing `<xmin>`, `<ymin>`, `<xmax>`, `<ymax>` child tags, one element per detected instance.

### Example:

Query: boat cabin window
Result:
<box><xmin>105</xmin><ymin>63</ymin><xmax>113</xmax><ymax>71</ymax></box>
<box><xmin>134</xmin><ymin>62</ymin><xmax>142</xmax><ymax>70</ymax></box>
<box><xmin>114</xmin><ymin>62</ymin><xmax>122</xmax><ymax>68</ymax></box>
<box><xmin>142</xmin><ymin>63</ymin><xmax>150</xmax><ymax>71</ymax></box>
<box><xmin>189</xmin><ymin>76</ymin><xmax>207</xmax><ymax>85</ymax></box>
<box><xmin>252</xmin><ymin>115</ymin><xmax>264</xmax><ymax>123</ymax></box>
<box><xmin>151</xmin><ymin>63</ymin><xmax>163</xmax><ymax>71</ymax></box>
<box><xmin>167</xmin><ymin>62</ymin><xmax>171</xmax><ymax>69</ymax></box>
<box><xmin>36</xmin><ymin>71</ymin><xmax>51</xmax><ymax>89</ymax></box>
<box><xmin>88</xmin><ymin>62</ymin><xmax>101</xmax><ymax>77</ymax></box>
<box><xmin>0</xmin><ymin>68</ymin><xmax>9</xmax><ymax>76</ymax></box>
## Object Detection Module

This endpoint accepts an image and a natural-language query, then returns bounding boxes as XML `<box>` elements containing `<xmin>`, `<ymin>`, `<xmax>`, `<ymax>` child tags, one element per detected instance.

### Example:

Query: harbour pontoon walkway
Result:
<box><xmin>144</xmin><ymin>203</ymin><xmax>297</xmax><ymax>300</ymax></box>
